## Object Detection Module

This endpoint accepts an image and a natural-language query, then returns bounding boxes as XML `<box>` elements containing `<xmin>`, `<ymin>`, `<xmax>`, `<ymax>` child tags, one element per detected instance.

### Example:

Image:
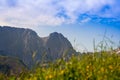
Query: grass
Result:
<box><xmin>0</xmin><ymin>51</ymin><xmax>120</xmax><ymax>80</ymax></box>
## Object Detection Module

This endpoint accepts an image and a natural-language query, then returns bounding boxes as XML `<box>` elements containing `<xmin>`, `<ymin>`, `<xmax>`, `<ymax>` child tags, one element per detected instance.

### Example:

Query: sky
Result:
<box><xmin>0</xmin><ymin>0</ymin><xmax>120</xmax><ymax>52</ymax></box>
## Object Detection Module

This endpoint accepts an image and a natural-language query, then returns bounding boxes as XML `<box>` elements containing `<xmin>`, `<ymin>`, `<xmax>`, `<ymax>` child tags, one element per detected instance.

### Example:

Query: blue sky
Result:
<box><xmin>0</xmin><ymin>0</ymin><xmax>120</xmax><ymax>52</ymax></box>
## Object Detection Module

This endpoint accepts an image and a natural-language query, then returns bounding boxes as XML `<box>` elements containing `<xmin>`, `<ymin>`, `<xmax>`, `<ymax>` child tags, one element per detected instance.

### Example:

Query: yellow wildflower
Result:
<box><xmin>49</xmin><ymin>75</ymin><xmax>53</xmax><ymax>79</ymax></box>
<box><xmin>108</xmin><ymin>65</ymin><xmax>113</xmax><ymax>70</ymax></box>
<box><xmin>86</xmin><ymin>65</ymin><xmax>90</xmax><ymax>69</ymax></box>
<box><xmin>60</xmin><ymin>70</ymin><xmax>65</xmax><ymax>75</ymax></box>
<box><xmin>46</xmin><ymin>74</ymin><xmax>53</xmax><ymax>80</ymax></box>
<box><xmin>101</xmin><ymin>67</ymin><xmax>104</xmax><ymax>72</ymax></box>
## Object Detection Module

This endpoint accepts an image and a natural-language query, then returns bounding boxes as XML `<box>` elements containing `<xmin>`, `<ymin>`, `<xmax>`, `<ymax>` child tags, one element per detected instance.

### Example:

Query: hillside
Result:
<box><xmin>0</xmin><ymin>56</ymin><xmax>27</xmax><ymax>76</ymax></box>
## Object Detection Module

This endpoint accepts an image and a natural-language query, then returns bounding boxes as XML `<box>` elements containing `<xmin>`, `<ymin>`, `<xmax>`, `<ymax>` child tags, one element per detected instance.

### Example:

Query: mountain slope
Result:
<box><xmin>0</xmin><ymin>56</ymin><xmax>27</xmax><ymax>76</ymax></box>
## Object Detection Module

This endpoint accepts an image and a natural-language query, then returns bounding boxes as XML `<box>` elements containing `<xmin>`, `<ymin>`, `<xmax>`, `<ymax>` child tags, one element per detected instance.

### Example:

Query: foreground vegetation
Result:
<box><xmin>0</xmin><ymin>51</ymin><xmax>120</xmax><ymax>80</ymax></box>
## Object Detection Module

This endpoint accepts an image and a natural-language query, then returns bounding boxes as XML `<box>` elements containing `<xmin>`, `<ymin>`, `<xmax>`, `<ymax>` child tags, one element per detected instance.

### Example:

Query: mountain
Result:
<box><xmin>42</xmin><ymin>32</ymin><xmax>74</xmax><ymax>61</ymax></box>
<box><xmin>0</xmin><ymin>26</ymin><xmax>75</xmax><ymax>68</ymax></box>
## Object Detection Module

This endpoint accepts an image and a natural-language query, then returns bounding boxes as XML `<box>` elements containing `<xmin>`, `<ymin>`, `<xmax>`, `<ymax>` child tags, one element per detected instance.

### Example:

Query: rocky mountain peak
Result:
<box><xmin>49</xmin><ymin>32</ymin><xmax>62</xmax><ymax>37</ymax></box>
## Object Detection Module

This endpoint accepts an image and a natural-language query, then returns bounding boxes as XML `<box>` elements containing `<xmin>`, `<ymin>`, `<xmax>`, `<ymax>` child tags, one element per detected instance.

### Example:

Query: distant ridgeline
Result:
<box><xmin>0</xmin><ymin>26</ymin><xmax>75</xmax><ymax>69</ymax></box>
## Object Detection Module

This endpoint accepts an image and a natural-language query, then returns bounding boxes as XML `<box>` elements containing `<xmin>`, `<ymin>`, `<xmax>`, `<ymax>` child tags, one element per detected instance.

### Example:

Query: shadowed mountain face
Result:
<box><xmin>0</xmin><ymin>26</ymin><xmax>75</xmax><ymax>68</ymax></box>
<box><xmin>0</xmin><ymin>56</ymin><xmax>27</xmax><ymax>76</ymax></box>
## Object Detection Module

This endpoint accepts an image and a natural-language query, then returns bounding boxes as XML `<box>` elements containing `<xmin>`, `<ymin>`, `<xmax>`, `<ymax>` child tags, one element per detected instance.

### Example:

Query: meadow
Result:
<box><xmin>0</xmin><ymin>51</ymin><xmax>120</xmax><ymax>80</ymax></box>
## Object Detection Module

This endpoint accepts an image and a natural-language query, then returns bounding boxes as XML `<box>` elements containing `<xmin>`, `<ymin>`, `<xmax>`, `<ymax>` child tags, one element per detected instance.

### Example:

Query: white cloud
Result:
<box><xmin>80</xmin><ymin>18</ymin><xmax>91</xmax><ymax>24</ymax></box>
<box><xmin>0</xmin><ymin>0</ymin><xmax>119</xmax><ymax>28</ymax></box>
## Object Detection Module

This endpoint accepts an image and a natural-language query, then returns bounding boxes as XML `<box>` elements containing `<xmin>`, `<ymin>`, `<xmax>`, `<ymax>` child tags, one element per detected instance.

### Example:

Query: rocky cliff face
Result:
<box><xmin>0</xmin><ymin>26</ymin><xmax>75</xmax><ymax>68</ymax></box>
